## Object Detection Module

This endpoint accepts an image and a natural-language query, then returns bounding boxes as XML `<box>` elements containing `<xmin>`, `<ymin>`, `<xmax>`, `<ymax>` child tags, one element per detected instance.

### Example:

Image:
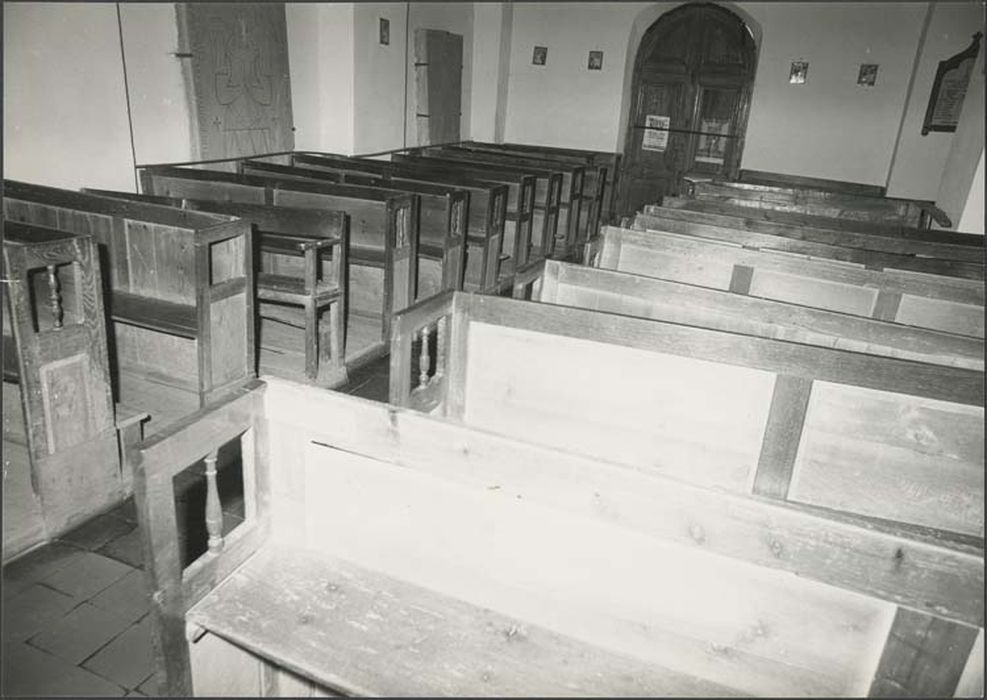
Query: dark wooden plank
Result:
<box><xmin>738</xmin><ymin>169</ymin><xmax>886</xmax><ymax>197</ymax></box>
<box><xmin>869</xmin><ymin>607</ymin><xmax>979</xmax><ymax>697</ymax></box>
<box><xmin>752</xmin><ymin>375</ymin><xmax>813</xmax><ymax>499</ymax></box>
<box><xmin>728</xmin><ymin>264</ymin><xmax>754</xmax><ymax>294</ymax></box>
<box><xmin>110</xmin><ymin>292</ymin><xmax>198</xmax><ymax>338</ymax></box>
<box><xmin>872</xmin><ymin>290</ymin><xmax>904</xmax><ymax>322</ymax></box>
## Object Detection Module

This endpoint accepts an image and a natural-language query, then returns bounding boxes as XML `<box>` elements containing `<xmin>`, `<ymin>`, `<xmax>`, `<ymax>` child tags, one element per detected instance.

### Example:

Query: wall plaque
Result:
<box><xmin>923</xmin><ymin>32</ymin><xmax>981</xmax><ymax>135</ymax></box>
<box><xmin>642</xmin><ymin>115</ymin><xmax>670</xmax><ymax>152</ymax></box>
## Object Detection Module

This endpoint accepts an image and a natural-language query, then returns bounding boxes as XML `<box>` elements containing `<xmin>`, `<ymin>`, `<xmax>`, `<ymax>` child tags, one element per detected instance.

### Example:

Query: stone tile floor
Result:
<box><xmin>2</xmin><ymin>364</ymin><xmax>390</xmax><ymax>696</ymax></box>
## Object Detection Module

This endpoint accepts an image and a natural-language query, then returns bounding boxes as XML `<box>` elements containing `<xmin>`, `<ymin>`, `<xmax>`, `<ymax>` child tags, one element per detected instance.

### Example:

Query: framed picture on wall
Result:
<box><xmin>533</xmin><ymin>46</ymin><xmax>547</xmax><ymax>66</ymax></box>
<box><xmin>588</xmin><ymin>51</ymin><xmax>603</xmax><ymax>70</ymax></box>
<box><xmin>789</xmin><ymin>61</ymin><xmax>808</xmax><ymax>84</ymax></box>
<box><xmin>857</xmin><ymin>64</ymin><xmax>879</xmax><ymax>87</ymax></box>
<box><xmin>379</xmin><ymin>17</ymin><xmax>390</xmax><ymax>46</ymax></box>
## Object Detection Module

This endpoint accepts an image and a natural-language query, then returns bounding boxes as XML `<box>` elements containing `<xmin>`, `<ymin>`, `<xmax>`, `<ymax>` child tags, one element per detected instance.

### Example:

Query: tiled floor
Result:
<box><xmin>2</xmin><ymin>363</ymin><xmax>390</xmax><ymax>697</ymax></box>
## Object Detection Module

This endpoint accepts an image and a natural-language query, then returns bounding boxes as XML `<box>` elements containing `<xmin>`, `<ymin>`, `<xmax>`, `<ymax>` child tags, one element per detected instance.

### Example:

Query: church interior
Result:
<box><xmin>2</xmin><ymin>1</ymin><xmax>985</xmax><ymax>697</ymax></box>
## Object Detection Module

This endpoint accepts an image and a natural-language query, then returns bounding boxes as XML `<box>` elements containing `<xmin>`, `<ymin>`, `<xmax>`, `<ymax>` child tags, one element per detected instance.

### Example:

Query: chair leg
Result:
<box><xmin>304</xmin><ymin>300</ymin><xmax>318</xmax><ymax>381</ymax></box>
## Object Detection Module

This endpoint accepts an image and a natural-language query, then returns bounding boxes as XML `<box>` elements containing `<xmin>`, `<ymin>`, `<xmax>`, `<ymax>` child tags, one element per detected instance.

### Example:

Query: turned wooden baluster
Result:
<box><xmin>204</xmin><ymin>450</ymin><xmax>224</xmax><ymax>554</ymax></box>
<box><xmin>46</xmin><ymin>264</ymin><xmax>63</xmax><ymax>329</ymax></box>
<box><xmin>418</xmin><ymin>324</ymin><xmax>431</xmax><ymax>389</ymax></box>
<box><xmin>436</xmin><ymin>316</ymin><xmax>446</xmax><ymax>377</ymax></box>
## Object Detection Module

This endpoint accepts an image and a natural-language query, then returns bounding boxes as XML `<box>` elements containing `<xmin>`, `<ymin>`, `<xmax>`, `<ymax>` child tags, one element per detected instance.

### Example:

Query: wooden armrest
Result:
<box><xmin>109</xmin><ymin>292</ymin><xmax>198</xmax><ymax>339</ymax></box>
<box><xmin>260</xmin><ymin>233</ymin><xmax>340</xmax><ymax>255</ymax></box>
<box><xmin>187</xmin><ymin>546</ymin><xmax>714</xmax><ymax>697</ymax></box>
<box><xmin>257</xmin><ymin>273</ymin><xmax>340</xmax><ymax>298</ymax></box>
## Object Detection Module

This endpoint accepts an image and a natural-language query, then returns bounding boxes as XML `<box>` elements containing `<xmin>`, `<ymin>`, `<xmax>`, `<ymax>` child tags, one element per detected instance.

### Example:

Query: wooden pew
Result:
<box><xmin>462</xmin><ymin>140</ymin><xmax>622</xmax><ymax>224</ymax></box>
<box><xmin>390</xmin><ymin>150</ymin><xmax>562</xmax><ymax>264</ymax></box>
<box><xmin>2</xmin><ymin>223</ymin><xmax>143</xmax><ymax>560</ymax></box>
<box><xmin>587</xmin><ymin>226</ymin><xmax>984</xmax><ymax>338</ymax></box>
<box><xmin>440</xmin><ymin>142</ymin><xmax>608</xmax><ymax>241</ymax></box>
<box><xmin>737</xmin><ymin>169</ymin><xmax>888</xmax><ymax>197</ymax></box>
<box><xmin>239</xmin><ymin>159</ymin><xmax>505</xmax><ymax>294</ymax></box>
<box><xmin>516</xmin><ymin>259</ymin><xmax>983</xmax><ymax>371</ymax></box>
<box><xmin>641</xmin><ymin>202</ymin><xmax>985</xmax><ymax>265</ymax></box>
<box><xmin>682</xmin><ymin>178</ymin><xmax>950</xmax><ymax>229</ymax></box>
<box><xmin>3</xmin><ymin>180</ymin><xmax>255</xmax><ymax>429</ymax></box>
<box><xmin>390</xmin><ymin>291</ymin><xmax>984</xmax><ymax>536</ymax></box>
<box><xmin>131</xmin><ymin>375</ymin><xmax>983</xmax><ymax>697</ymax></box>
<box><xmin>663</xmin><ymin>195</ymin><xmax>983</xmax><ymax>243</ymax></box>
<box><xmin>84</xmin><ymin>189</ymin><xmax>349</xmax><ymax>387</ymax></box>
<box><xmin>419</xmin><ymin>144</ymin><xmax>591</xmax><ymax>255</ymax></box>
<box><xmin>631</xmin><ymin>208</ymin><xmax>985</xmax><ymax>280</ymax></box>
<box><xmin>138</xmin><ymin>165</ymin><xmax>420</xmax><ymax>365</ymax></box>
<box><xmin>288</xmin><ymin>153</ymin><xmax>514</xmax><ymax>290</ymax></box>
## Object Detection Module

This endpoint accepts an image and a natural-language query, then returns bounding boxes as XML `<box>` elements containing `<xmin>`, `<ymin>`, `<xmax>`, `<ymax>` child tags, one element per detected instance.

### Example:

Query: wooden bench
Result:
<box><xmin>641</xmin><ymin>202</ymin><xmax>986</xmax><ymax>265</ymax></box>
<box><xmin>390</xmin><ymin>151</ymin><xmax>561</xmax><ymax>266</ymax></box>
<box><xmin>737</xmin><ymin>169</ymin><xmax>889</xmax><ymax>197</ymax></box>
<box><xmin>631</xmin><ymin>208</ymin><xmax>984</xmax><ymax>280</ymax></box>
<box><xmin>518</xmin><ymin>259</ymin><xmax>983</xmax><ymax>371</ymax></box>
<box><xmin>587</xmin><ymin>225</ymin><xmax>985</xmax><ymax>338</ymax></box>
<box><xmin>2</xmin><ymin>223</ymin><xmax>143</xmax><ymax>560</ymax></box>
<box><xmin>438</xmin><ymin>142</ymin><xmax>608</xmax><ymax>245</ymax></box>
<box><xmin>4</xmin><ymin>180</ymin><xmax>255</xmax><ymax>430</ymax></box>
<box><xmin>682</xmin><ymin>178</ymin><xmax>950</xmax><ymax>229</ymax></box>
<box><xmin>239</xmin><ymin>159</ymin><xmax>504</xmax><ymax>294</ymax></box>
<box><xmin>288</xmin><ymin>153</ymin><xmax>515</xmax><ymax>291</ymax></box>
<box><xmin>84</xmin><ymin>188</ymin><xmax>349</xmax><ymax>388</ymax></box>
<box><xmin>461</xmin><ymin>140</ymin><xmax>622</xmax><ymax>225</ymax></box>
<box><xmin>418</xmin><ymin>144</ymin><xmax>590</xmax><ymax>257</ymax></box>
<box><xmin>138</xmin><ymin>165</ymin><xmax>420</xmax><ymax>366</ymax></box>
<box><xmin>390</xmin><ymin>291</ymin><xmax>984</xmax><ymax>538</ymax></box>
<box><xmin>131</xmin><ymin>374</ymin><xmax>983</xmax><ymax>697</ymax></box>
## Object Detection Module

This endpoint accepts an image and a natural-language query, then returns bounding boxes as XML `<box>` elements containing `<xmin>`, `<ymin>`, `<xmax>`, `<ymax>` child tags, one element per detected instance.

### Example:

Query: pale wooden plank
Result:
<box><xmin>954</xmin><ymin>629</ymin><xmax>985</xmax><ymax>698</ymax></box>
<box><xmin>263</xmin><ymin>379</ymin><xmax>984</xmax><ymax>628</ymax></box>
<box><xmin>188</xmin><ymin>546</ymin><xmax>743</xmax><ymax>697</ymax></box>
<box><xmin>789</xmin><ymin>382</ymin><xmax>984</xmax><ymax>536</ymax></box>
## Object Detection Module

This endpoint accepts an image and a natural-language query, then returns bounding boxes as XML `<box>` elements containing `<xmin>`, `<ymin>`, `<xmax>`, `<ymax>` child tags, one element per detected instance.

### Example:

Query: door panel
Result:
<box><xmin>616</xmin><ymin>3</ymin><xmax>756</xmax><ymax>218</ymax></box>
<box><xmin>414</xmin><ymin>29</ymin><xmax>463</xmax><ymax>147</ymax></box>
<box><xmin>180</xmin><ymin>3</ymin><xmax>295</xmax><ymax>160</ymax></box>
<box><xmin>622</xmin><ymin>81</ymin><xmax>692</xmax><ymax>216</ymax></box>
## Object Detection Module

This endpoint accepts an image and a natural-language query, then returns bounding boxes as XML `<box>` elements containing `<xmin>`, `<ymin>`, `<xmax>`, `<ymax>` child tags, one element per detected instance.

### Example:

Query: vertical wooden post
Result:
<box><xmin>46</xmin><ymin>264</ymin><xmax>63</xmax><ymax>329</ymax></box>
<box><xmin>204</xmin><ymin>450</ymin><xmax>224</xmax><ymax>554</ymax></box>
<box><xmin>437</xmin><ymin>316</ymin><xmax>446</xmax><ymax>377</ymax></box>
<box><xmin>418</xmin><ymin>325</ymin><xmax>431</xmax><ymax>389</ymax></box>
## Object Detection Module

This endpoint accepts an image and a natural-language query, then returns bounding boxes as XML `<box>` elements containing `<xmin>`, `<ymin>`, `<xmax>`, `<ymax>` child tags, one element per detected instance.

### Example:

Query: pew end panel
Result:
<box><xmin>2</xmin><ymin>224</ymin><xmax>124</xmax><ymax>554</ymax></box>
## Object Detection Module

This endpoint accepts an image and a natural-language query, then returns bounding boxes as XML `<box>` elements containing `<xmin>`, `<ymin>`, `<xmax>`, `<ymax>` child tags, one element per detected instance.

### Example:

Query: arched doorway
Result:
<box><xmin>616</xmin><ymin>3</ymin><xmax>757</xmax><ymax>217</ymax></box>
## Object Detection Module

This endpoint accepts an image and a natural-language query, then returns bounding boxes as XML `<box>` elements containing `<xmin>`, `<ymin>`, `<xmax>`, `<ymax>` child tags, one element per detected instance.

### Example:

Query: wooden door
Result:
<box><xmin>178</xmin><ymin>3</ymin><xmax>295</xmax><ymax>161</ymax></box>
<box><xmin>617</xmin><ymin>4</ymin><xmax>756</xmax><ymax>217</ymax></box>
<box><xmin>414</xmin><ymin>29</ymin><xmax>463</xmax><ymax>146</ymax></box>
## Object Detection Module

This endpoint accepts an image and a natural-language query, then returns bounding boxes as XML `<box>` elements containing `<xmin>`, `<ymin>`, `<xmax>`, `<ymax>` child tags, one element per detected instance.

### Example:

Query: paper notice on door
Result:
<box><xmin>642</xmin><ymin>115</ymin><xmax>670</xmax><ymax>152</ymax></box>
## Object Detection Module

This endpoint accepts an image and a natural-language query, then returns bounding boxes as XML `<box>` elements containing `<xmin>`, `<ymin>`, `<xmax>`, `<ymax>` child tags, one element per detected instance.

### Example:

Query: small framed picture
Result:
<box><xmin>789</xmin><ymin>60</ymin><xmax>808</xmax><ymax>84</ymax></box>
<box><xmin>532</xmin><ymin>46</ymin><xmax>547</xmax><ymax>66</ymax></box>
<box><xmin>588</xmin><ymin>50</ymin><xmax>604</xmax><ymax>70</ymax></box>
<box><xmin>379</xmin><ymin>17</ymin><xmax>390</xmax><ymax>46</ymax></box>
<box><xmin>858</xmin><ymin>64</ymin><xmax>879</xmax><ymax>87</ymax></box>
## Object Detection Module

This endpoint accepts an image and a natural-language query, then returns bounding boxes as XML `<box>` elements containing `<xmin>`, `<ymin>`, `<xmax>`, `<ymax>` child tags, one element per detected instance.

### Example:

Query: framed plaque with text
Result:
<box><xmin>922</xmin><ymin>32</ymin><xmax>981</xmax><ymax>135</ymax></box>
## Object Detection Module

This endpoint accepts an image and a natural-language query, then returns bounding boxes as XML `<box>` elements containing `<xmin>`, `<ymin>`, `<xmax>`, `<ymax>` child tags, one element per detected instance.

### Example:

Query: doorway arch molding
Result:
<box><xmin>615</xmin><ymin>1</ymin><xmax>762</xmax><ymax>154</ymax></box>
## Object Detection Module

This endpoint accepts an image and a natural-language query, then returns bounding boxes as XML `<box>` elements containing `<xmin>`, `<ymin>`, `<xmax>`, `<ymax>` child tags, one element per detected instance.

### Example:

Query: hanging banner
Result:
<box><xmin>642</xmin><ymin>115</ymin><xmax>670</xmax><ymax>152</ymax></box>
